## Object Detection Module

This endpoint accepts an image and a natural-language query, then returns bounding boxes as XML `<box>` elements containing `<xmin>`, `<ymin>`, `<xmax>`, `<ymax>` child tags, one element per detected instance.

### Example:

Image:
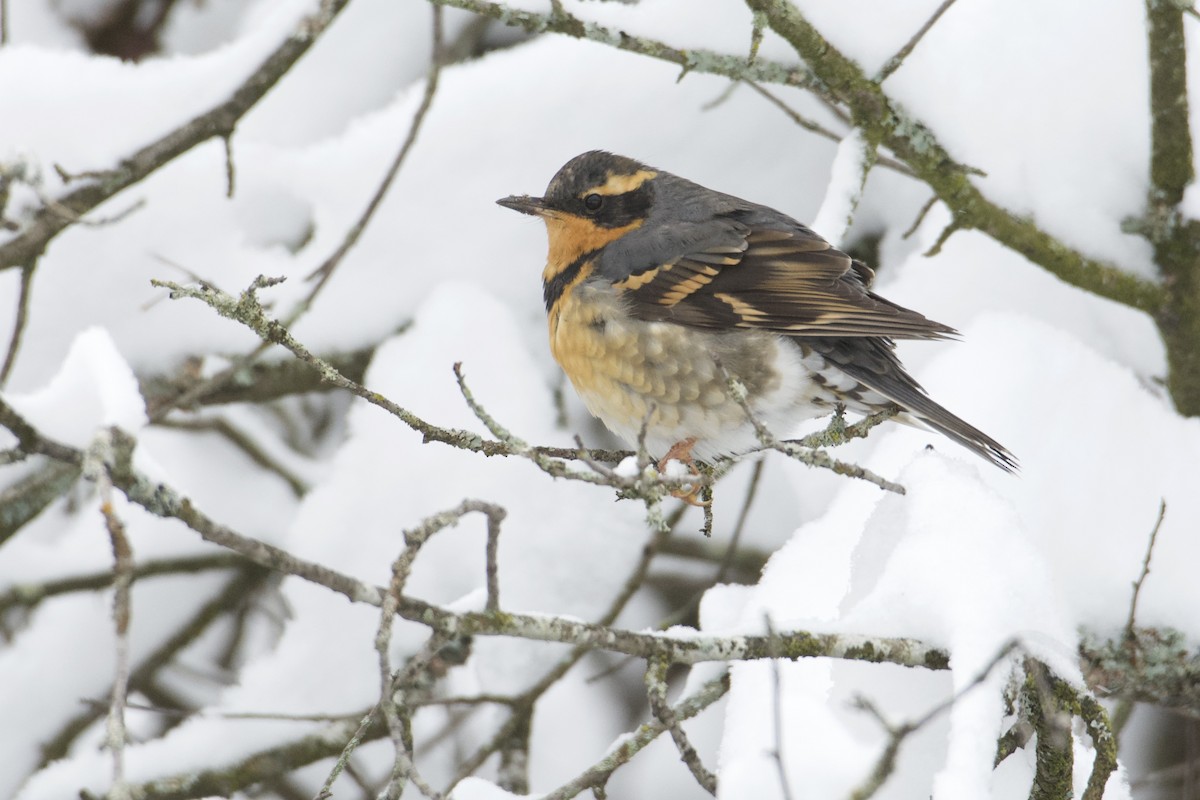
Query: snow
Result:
<box><xmin>1</xmin><ymin>0</ymin><xmax>1196</xmax><ymax>798</ymax></box>
<box><xmin>4</xmin><ymin>327</ymin><xmax>145</xmax><ymax>446</ymax></box>
<box><xmin>810</xmin><ymin>129</ymin><xmax>871</xmax><ymax>247</ymax></box>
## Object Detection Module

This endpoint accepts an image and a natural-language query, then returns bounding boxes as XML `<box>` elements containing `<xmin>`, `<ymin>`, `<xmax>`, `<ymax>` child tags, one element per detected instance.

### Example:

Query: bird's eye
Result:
<box><xmin>583</xmin><ymin>193</ymin><xmax>604</xmax><ymax>212</ymax></box>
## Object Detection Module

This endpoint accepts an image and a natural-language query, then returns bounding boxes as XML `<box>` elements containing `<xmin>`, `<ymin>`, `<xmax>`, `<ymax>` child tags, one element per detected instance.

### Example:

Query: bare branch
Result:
<box><xmin>0</xmin><ymin>0</ymin><xmax>355</xmax><ymax>273</ymax></box>
<box><xmin>715</xmin><ymin>358</ymin><xmax>905</xmax><ymax>494</ymax></box>
<box><xmin>875</xmin><ymin>0</ymin><xmax>960</xmax><ymax>81</ymax></box>
<box><xmin>746</xmin><ymin>81</ymin><xmax>915</xmax><ymax>177</ymax></box>
<box><xmin>157</xmin><ymin>416</ymin><xmax>310</xmax><ymax>497</ymax></box>
<box><xmin>0</xmin><ymin>260</ymin><xmax>34</xmax><ymax>388</ymax></box>
<box><xmin>543</xmin><ymin>671</ymin><xmax>731</xmax><ymax>800</ymax></box>
<box><xmin>429</xmin><ymin>0</ymin><xmax>817</xmax><ymax>90</ymax></box>
<box><xmin>1125</xmin><ymin>499</ymin><xmax>1168</xmax><ymax>643</ymax></box>
<box><xmin>743</xmin><ymin>0</ymin><xmax>1165</xmax><ymax>316</ymax></box>
<box><xmin>83</xmin><ymin>430</ymin><xmax>134</xmax><ymax>795</ymax></box>
<box><xmin>645</xmin><ymin>657</ymin><xmax>717</xmax><ymax>794</ymax></box>
<box><xmin>304</xmin><ymin>5</ymin><xmax>445</xmax><ymax>299</ymax></box>
<box><xmin>0</xmin><ymin>553</ymin><xmax>244</xmax><ymax>617</ymax></box>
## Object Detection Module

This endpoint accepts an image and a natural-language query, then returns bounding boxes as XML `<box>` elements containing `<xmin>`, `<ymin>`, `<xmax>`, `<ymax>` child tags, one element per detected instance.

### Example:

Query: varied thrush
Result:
<box><xmin>498</xmin><ymin>151</ymin><xmax>1016</xmax><ymax>472</ymax></box>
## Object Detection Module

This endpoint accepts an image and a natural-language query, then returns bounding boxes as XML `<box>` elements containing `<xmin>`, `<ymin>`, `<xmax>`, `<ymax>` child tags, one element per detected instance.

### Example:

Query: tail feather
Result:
<box><xmin>800</xmin><ymin>337</ymin><xmax>1018</xmax><ymax>472</ymax></box>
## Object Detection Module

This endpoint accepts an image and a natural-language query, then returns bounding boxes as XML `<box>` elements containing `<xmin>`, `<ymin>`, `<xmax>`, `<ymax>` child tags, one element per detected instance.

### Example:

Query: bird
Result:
<box><xmin>497</xmin><ymin>150</ymin><xmax>1016</xmax><ymax>473</ymax></box>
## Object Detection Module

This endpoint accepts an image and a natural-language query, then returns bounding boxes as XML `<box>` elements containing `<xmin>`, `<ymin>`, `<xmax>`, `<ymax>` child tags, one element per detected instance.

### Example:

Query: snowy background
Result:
<box><xmin>1</xmin><ymin>0</ymin><xmax>1197</xmax><ymax>798</ymax></box>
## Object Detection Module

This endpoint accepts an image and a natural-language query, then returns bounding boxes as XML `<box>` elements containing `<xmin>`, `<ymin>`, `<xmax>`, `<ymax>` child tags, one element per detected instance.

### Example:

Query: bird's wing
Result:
<box><xmin>606</xmin><ymin>222</ymin><xmax>957</xmax><ymax>340</ymax></box>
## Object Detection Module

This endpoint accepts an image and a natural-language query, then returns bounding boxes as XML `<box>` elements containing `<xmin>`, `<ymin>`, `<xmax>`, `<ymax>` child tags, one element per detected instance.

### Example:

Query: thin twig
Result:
<box><xmin>901</xmin><ymin>194</ymin><xmax>939</xmax><ymax>239</ymax></box>
<box><xmin>0</xmin><ymin>260</ymin><xmax>34</xmax><ymax>388</ymax></box>
<box><xmin>764</xmin><ymin>617</ymin><xmax>795</xmax><ymax>800</ymax></box>
<box><xmin>303</xmin><ymin>5</ymin><xmax>445</xmax><ymax>302</ymax></box>
<box><xmin>745</xmin><ymin>82</ymin><xmax>915</xmax><ymax>177</ymax></box>
<box><xmin>716</xmin><ymin>459</ymin><xmax>764</xmax><ymax>585</ymax></box>
<box><xmin>0</xmin><ymin>0</ymin><xmax>354</xmax><ymax>273</ymax></box>
<box><xmin>157</xmin><ymin>416</ymin><xmax>310</xmax><ymax>497</ymax></box>
<box><xmin>645</xmin><ymin>657</ymin><xmax>718</xmax><ymax>794</ymax></box>
<box><xmin>714</xmin><ymin>356</ymin><xmax>905</xmax><ymax>494</ymax></box>
<box><xmin>85</xmin><ymin>431</ymin><xmax>134</xmax><ymax>795</ymax></box>
<box><xmin>0</xmin><ymin>553</ymin><xmax>244</xmax><ymax>617</ymax></box>
<box><xmin>1125</xmin><ymin>499</ymin><xmax>1168</xmax><ymax>643</ymax></box>
<box><xmin>3</xmin><ymin>405</ymin><xmax>950</xmax><ymax>669</ymax></box>
<box><xmin>875</xmin><ymin>0</ymin><xmax>960</xmax><ymax>81</ymax></box>
<box><xmin>222</xmin><ymin>134</ymin><xmax>235</xmax><ymax>198</ymax></box>
<box><xmin>445</xmin><ymin>514</ymin><xmax>684</xmax><ymax>792</ymax></box>
<box><xmin>848</xmin><ymin>640</ymin><xmax>1019</xmax><ymax>800</ymax></box>
<box><xmin>428</xmin><ymin>0</ymin><xmax>818</xmax><ymax>92</ymax></box>
<box><xmin>541</xmin><ymin>672</ymin><xmax>731</xmax><ymax>800</ymax></box>
<box><xmin>37</xmin><ymin>564</ymin><xmax>270</xmax><ymax>768</ymax></box>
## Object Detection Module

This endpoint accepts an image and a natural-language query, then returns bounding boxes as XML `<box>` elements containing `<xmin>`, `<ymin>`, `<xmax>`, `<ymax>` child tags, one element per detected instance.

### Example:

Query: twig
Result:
<box><xmin>901</xmin><ymin>194</ymin><xmax>939</xmax><ymax>239</ymax></box>
<box><xmin>445</xmin><ymin>512</ymin><xmax>683</xmax><ymax>791</ymax></box>
<box><xmin>875</xmin><ymin>0</ymin><xmax>960</xmax><ymax>81</ymax></box>
<box><xmin>331</xmin><ymin>501</ymin><xmax>503</xmax><ymax>798</ymax></box>
<box><xmin>542</xmin><ymin>671</ymin><xmax>731</xmax><ymax>800</ymax></box>
<box><xmin>848</xmin><ymin>640</ymin><xmax>1018</xmax><ymax>800</ymax></box>
<box><xmin>37</xmin><ymin>563</ymin><xmax>270</xmax><ymax>768</ymax></box>
<box><xmin>83</xmin><ymin>430</ymin><xmax>134</xmax><ymax>795</ymax></box>
<box><xmin>715</xmin><ymin>459</ymin><xmax>764</xmax><ymax>583</ymax></box>
<box><xmin>428</xmin><ymin>0</ymin><xmax>818</xmax><ymax>91</ymax></box>
<box><xmin>0</xmin><ymin>553</ymin><xmax>245</xmax><ymax>618</ymax></box>
<box><xmin>714</xmin><ymin>357</ymin><xmax>905</xmax><ymax>494</ymax></box>
<box><xmin>644</xmin><ymin>657</ymin><xmax>718</xmax><ymax>794</ymax></box>
<box><xmin>765</xmin><ymin>618</ymin><xmax>796</xmax><ymax>800</ymax></box>
<box><xmin>373</xmin><ymin>505</ymin><xmax>477</xmax><ymax>800</ymax></box>
<box><xmin>1125</xmin><ymin>499</ymin><xmax>1167</xmax><ymax>643</ymax></box>
<box><xmin>0</xmin><ymin>461</ymin><xmax>82</xmax><ymax>548</ymax></box>
<box><xmin>745</xmin><ymin>82</ymin><xmax>915</xmax><ymax>177</ymax></box>
<box><xmin>157</xmin><ymin>416</ymin><xmax>310</xmax><ymax>497</ymax></box>
<box><xmin>743</xmin><ymin>0</ymin><xmax>1164</xmax><ymax>315</ymax></box>
<box><xmin>0</xmin><ymin>0</ymin><xmax>355</xmax><ymax>273</ymax></box>
<box><xmin>0</xmin><ymin>260</ymin><xmax>34</xmax><ymax>388</ymax></box>
<box><xmin>923</xmin><ymin>215</ymin><xmax>962</xmax><ymax>257</ymax></box>
<box><xmin>303</xmin><ymin>5</ymin><xmax>445</xmax><ymax>301</ymax></box>
<box><xmin>140</xmin><ymin>341</ymin><xmax>377</xmax><ymax>416</ymax></box>
<box><xmin>222</xmin><ymin>135</ymin><xmax>235</xmax><ymax>198</ymax></box>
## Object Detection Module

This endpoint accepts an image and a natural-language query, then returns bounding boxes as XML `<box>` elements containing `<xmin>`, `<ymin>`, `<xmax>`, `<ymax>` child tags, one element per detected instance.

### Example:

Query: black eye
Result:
<box><xmin>583</xmin><ymin>193</ymin><xmax>604</xmax><ymax>212</ymax></box>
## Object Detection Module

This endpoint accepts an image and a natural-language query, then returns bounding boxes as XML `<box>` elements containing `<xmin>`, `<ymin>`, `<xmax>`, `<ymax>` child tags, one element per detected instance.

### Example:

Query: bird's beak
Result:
<box><xmin>497</xmin><ymin>194</ymin><xmax>552</xmax><ymax>217</ymax></box>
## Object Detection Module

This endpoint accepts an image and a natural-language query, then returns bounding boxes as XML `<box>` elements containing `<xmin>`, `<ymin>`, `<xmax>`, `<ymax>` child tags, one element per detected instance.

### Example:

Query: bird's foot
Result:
<box><xmin>657</xmin><ymin>437</ymin><xmax>709</xmax><ymax>507</ymax></box>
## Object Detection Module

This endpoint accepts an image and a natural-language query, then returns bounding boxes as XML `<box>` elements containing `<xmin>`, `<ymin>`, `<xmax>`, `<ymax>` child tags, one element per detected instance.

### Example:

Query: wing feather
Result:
<box><xmin>608</xmin><ymin>223</ymin><xmax>956</xmax><ymax>340</ymax></box>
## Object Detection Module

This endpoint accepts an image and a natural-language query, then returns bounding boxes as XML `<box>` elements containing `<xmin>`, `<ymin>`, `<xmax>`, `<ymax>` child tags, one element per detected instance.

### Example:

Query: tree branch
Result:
<box><xmin>1145</xmin><ymin>0</ymin><xmax>1194</xmax><ymax>207</ymax></box>
<box><xmin>429</xmin><ymin>0</ymin><xmax>817</xmax><ymax>89</ymax></box>
<box><xmin>0</xmin><ymin>0</ymin><xmax>353</xmax><ymax>273</ymax></box>
<box><xmin>743</xmin><ymin>0</ymin><xmax>1164</xmax><ymax>316</ymax></box>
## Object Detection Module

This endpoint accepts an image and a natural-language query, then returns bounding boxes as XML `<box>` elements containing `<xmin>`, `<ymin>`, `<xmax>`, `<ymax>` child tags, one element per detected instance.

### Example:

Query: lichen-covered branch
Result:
<box><xmin>1139</xmin><ymin>0</ymin><xmax>1200</xmax><ymax>415</ymax></box>
<box><xmin>1145</xmin><ymin>0</ymin><xmax>1193</xmax><ymax>207</ymax></box>
<box><xmin>428</xmin><ymin>0</ymin><xmax>817</xmax><ymax>90</ymax></box>
<box><xmin>743</xmin><ymin>0</ymin><xmax>1164</xmax><ymax>317</ymax></box>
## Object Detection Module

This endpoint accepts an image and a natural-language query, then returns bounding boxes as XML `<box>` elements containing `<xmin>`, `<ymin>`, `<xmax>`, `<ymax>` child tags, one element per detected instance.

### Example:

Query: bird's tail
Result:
<box><xmin>802</xmin><ymin>338</ymin><xmax>1018</xmax><ymax>472</ymax></box>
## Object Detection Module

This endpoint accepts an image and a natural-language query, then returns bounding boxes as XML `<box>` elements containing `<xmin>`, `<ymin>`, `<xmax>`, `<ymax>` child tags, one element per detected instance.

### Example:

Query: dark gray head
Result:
<box><xmin>496</xmin><ymin>150</ymin><xmax>660</xmax><ymax>229</ymax></box>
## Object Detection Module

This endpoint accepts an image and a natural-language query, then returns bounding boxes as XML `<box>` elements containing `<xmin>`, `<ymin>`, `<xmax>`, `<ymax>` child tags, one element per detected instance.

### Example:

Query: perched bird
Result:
<box><xmin>498</xmin><ymin>151</ymin><xmax>1016</xmax><ymax>472</ymax></box>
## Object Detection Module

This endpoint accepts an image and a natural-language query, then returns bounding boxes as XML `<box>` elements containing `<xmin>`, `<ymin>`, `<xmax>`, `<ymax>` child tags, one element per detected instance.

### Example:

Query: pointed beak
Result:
<box><xmin>497</xmin><ymin>194</ymin><xmax>552</xmax><ymax>217</ymax></box>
